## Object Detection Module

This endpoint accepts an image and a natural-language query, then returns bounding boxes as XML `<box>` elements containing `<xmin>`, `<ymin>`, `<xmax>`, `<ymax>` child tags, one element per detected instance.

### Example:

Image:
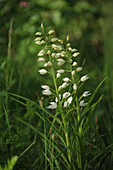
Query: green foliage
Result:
<box><xmin>0</xmin><ymin>0</ymin><xmax>113</xmax><ymax>169</ymax></box>
<box><xmin>0</xmin><ymin>156</ymin><xmax>18</xmax><ymax>170</ymax></box>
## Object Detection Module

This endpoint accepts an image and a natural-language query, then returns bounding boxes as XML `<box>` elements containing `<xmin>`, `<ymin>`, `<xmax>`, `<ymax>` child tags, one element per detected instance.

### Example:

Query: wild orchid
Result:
<box><xmin>34</xmin><ymin>23</ymin><xmax>104</xmax><ymax>170</ymax></box>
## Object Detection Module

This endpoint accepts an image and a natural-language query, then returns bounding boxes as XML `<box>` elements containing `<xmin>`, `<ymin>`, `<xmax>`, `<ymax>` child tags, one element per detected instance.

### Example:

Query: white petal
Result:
<box><xmin>57</xmin><ymin>61</ymin><xmax>65</xmax><ymax>66</ymax></box>
<box><xmin>42</xmin><ymin>89</ymin><xmax>51</xmax><ymax>95</ymax></box>
<box><xmin>83</xmin><ymin>91</ymin><xmax>91</xmax><ymax>97</ymax></box>
<box><xmin>51</xmin><ymin>38</ymin><xmax>58</xmax><ymax>42</ymax></box>
<box><xmin>73</xmin><ymin>52</ymin><xmax>80</xmax><ymax>57</ymax></box>
<box><xmin>72</xmin><ymin>71</ymin><xmax>75</xmax><ymax>76</ymax></box>
<box><xmin>39</xmin><ymin>69</ymin><xmax>47</xmax><ymax>75</ymax></box>
<box><xmin>58</xmin><ymin>85</ymin><xmax>62</xmax><ymax>91</ymax></box>
<box><xmin>76</xmin><ymin>67</ymin><xmax>82</xmax><ymax>72</ymax></box>
<box><xmin>35</xmin><ymin>32</ymin><xmax>42</xmax><ymax>35</ymax></box>
<box><xmin>64</xmin><ymin>96</ymin><xmax>73</xmax><ymax>107</ymax></box>
<box><xmin>63</xmin><ymin>77</ymin><xmax>70</xmax><ymax>82</ymax></box>
<box><xmin>62</xmin><ymin>82</ymin><xmax>69</xmax><ymax>88</ymax></box>
<box><xmin>80</xmin><ymin>100</ymin><xmax>88</xmax><ymax>107</ymax></box>
<box><xmin>37</xmin><ymin>50</ymin><xmax>45</xmax><ymax>56</ymax></box>
<box><xmin>72</xmin><ymin>62</ymin><xmax>77</xmax><ymax>66</ymax></box>
<box><xmin>63</xmin><ymin>92</ymin><xmax>70</xmax><ymax>99</ymax></box>
<box><xmin>57</xmin><ymin>69</ymin><xmax>65</xmax><ymax>74</ymax></box>
<box><xmin>55</xmin><ymin>94</ymin><xmax>61</xmax><ymax>103</ymax></box>
<box><xmin>81</xmin><ymin>75</ymin><xmax>89</xmax><ymax>82</ymax></box>
<box><xmin>73</xmin><ymin>83</ymin><xmax>77</xmax><ymax>90</ymax></box>
<box><xmin>48</xmin><ymin>30</ymin><xmax>54</xmax><ymax>35</ymax></box>
<box><xmin>57</xmin><ymin>73</ymin><xmax>61</xmax><ymax>78</ymax></box>
<box><xmin>41</xmin><ymin>85</ymin><xmax>50</xmax><ymax>90</ymax></box>
<box><xmin>64</xmin><ymin>101</ymin><xmax>68</xmax><ymax>107</ymax></box>
<box><xmin>47</xmin><ymin>102</ymin><xmax>57</xmax><ymax>109</ymax></box>
<box><xmin>38</xmin><ymin>57</ymin><xmax>45</xmax><ymax>62</ymax></box>
<box><xmin>67</xmin><ymin>96</ymin><xmax>73</xmax><ymax>104</ymax></box>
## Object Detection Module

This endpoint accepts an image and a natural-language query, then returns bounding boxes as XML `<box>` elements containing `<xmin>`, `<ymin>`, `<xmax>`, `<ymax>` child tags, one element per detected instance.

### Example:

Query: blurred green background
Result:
<box><xmin>0</xmin><ymin>0</ymin><xmax>113</xmax><ymax>169</ymax></box>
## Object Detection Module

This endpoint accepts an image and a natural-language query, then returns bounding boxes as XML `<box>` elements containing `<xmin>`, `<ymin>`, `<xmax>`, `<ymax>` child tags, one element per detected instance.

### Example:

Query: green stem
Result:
<box><xmin>51</xmin><ymin>66</ymin><xmax>71</xmax><ymax>164</ymax></box>
<box><xmin>6</xmin><ymin>18</ymin><xmax>13</xmax><ymax>112</ymax></box>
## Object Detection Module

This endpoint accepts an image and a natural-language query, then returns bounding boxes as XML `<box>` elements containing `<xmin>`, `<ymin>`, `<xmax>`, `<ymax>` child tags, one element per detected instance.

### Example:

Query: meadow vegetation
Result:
<box><xmin>0</xmin><ymin>0</ymin><xmax>113</xmax><ymax>169</ymax></box>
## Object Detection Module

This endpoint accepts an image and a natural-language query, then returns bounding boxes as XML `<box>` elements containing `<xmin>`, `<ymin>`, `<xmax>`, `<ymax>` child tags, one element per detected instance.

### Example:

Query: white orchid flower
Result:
<box><xmin>63</xmin><ymin>77</ymin><xmax>70</xmax><ymax>82</ymax></box>
<box><xmin>41</xmin><ymin>85</ymin><xmax>50</xmax><ymax>90</ymax></box>
<box><xmin>81</xmin><ymin>75</ymin><xmax>89</xmax><ymax>82</ymax></box>
<box><xmin>64</xmin><ymin>96</ymin><xmax>73</xmax><ymax>107</ymax></box>
<box><xmin>83</xmin><ymin>91</ymin><xmax>91</xmax><ymax>97</ymax></box>
<box><xmin>57</xmin><ymin>69</ymin><xmax>65</xmax><ymax>74</ymax></box>
<box><xmin>76</xmin><ymin>67</ymin><xmax>83</xmax><ymax>72</ymax></box>
<box><xmin>48</xmin><ymin>30</ymin><xmax>54</xmax><ymax>35</ymax></box>
<box><xmin>80</xmin><ymin>100</ymin><xmax>88</xmax><ymax>107</ymax></box>
<box><xmin>37</xmin><ymin>57</ymin><xmax>45</xmax><ymax>62</ymax></box>
<box><xmin>47</xmin><ymin>102</ymin><xmax>57</xmax><ymax>109</ymax></box>
<box><xmin>39</xmin><ymin>69</ymin><xmax>47</xmax><ymax>75</ymax></box>
<box><xmin>72</xmin><ymin>62</ymin><xmax>77</xmax><ymax>66</ymax></box>
<box><xmin>62</xmin><ymin>82</ymin><xmax>69</xmax><ymax>88</ymax></box>
<box><xmin>63</xmin><ymin>92</ymin><xmax>71</xmax><ymax>99</ymax></box>
<box><xmin>73</xmin><ymin>52</ymin><xmax>80</xmax><ymax>57</ymax></box>
<box><xmin>37</xmin><ymin>50</ymin><xmax>45</xmax><ymax>56</ymax></box>
<box><xmin>57</xmin><ymin>73</ymin><xmax>61</xmax><ymax>78</ymax></box>
<box><xmin>73</xmin><ymin>83</ymin><xmax>77</xmax><ymax>90</ymax></box>
<box><xmin>42</xmin><ymin>89</ymin><xmax>51</xmax><ymax>95</ymax></box>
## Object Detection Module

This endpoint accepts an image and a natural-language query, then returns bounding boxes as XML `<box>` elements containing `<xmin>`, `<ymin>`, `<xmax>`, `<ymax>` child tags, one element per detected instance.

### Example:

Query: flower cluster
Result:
<box><xmin>35</xmin><ymin>24</ymin><xmax>91</xmax><ymax>110</ymax></box>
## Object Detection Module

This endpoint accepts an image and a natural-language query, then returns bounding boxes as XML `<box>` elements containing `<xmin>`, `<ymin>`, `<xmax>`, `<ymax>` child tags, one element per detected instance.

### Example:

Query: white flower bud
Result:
<box><xmin>63</xmin><ymin>77</ymin><xmax>70</xmax><ymax>82</ymax></box>
<box><xmin>55</xmin><ymin>94</ymin><xmax>61</xmax><ymax>103</ymax></box>
<box><xmin>47</xmin><ymin>102</ymin><xmax>57</xmax><ymax>109</ymax></box>
<box><xmin>39</xmin><ymin>69</ymin><xmax>47</xmax><ymax>75</ymax></box>
<box><xmin>71</xmin><ymin>48</ymin><xmax>77</xmax><ymax>52</ymax></box>
<box><xmin>44</xmin><ymin>61</ymin><xmax>52</xmax><ymax>67</ymax></box>
<box><xmin>57</xmin><ymin>59</ymin><xmax>65</xmax><ymax>66</ymax></box>
<box><xmin>47</xmin><ymin>61</ymin><xmax>52</xmax><ymax>66</ymax></box>
<box><xmin>70</xmin><ymin>59</ymin><xmax>73</xmax><ymax>63</ymax></box>
<box><xmin>37</xmin><ymin>50</ymin><xmax>45</xmax><ymax>56</ymax></box>
<box><xmin>58</xmin><ymin>85</ymin><xmax>62</xmax><ymax>91</ymax></box>
<box><xmin>61</xmin><ymin>51</ymin><xmax>66</xmax><ymax>55</ymax></box>
<box><xmin>42</xmin><ymin>89</ymin><xmax>51</xmax><ymax>95</ymax></box>
<box><xmin>35</xmin><ymin>37</ymin><xmax>41</xmax><ymax>41</ymax></box>
<box><xmin>35</xmin><ymin>32</ymin><xmax>42</xmax><ymax>35</ymax></box>
<box><xmin>62</xmin><ymin>82</ymin><xmax>69</xmax><ymax>88</ymax></box>
<box><xmin>72</xmin><ymin>62</ymin><xmax>77</xmax><ymax>66</ymax></box>
<box><xmin>55</xmin><ymin>53</ymin><xmax>61</xmax><ymax>58</ymax></box>
<box><xmin>80</xmin><ymin>100</ymin><xmax>88</xmax><ymax>107</ymax></box>
<box><xmin>66</xmin><ymin>35</ymin><xmax>69</xmax><ymax>41</ymax></box>
<box><xmin>37</xmin><ymin>57</ymin><xmax>45</xmax><ymax>62</ymax></box>
<box><xmin>83</xmin><ymin>91</ymin><xmax>91</xmax><ymax>97</ymax></box>
<box><xmin>57</xmin><ymin>73</ymin><xmax>61</xmax><ymax>78</ymax></box>
<box><xmin>73</xmin><ymin>83</ymin><xmax>77</xmax><ymax>90</ymax></box>
<box><xmin>63</xmin><ymin>92</ymin><xmax>71</xmax><ymax>99</ymax></box>
<box><xmin>51</xmin><ymin>38</ymin><xmax>58</xmax><ymax>42</ymax></box>
<box><xmin>41</xmin><ymin>23</ymin><xmax>44</xmax><ymax>31</ymax></box>
<box><xmin>51</xmin><ymin>53</ymin><xmax>56</xmax><ymax>57</ymax></box>
<box><xmin>41</xmin><ymin>40</ymin><xmax>45</xmax><ymax>44</ymax></box>
<box><xmin>73</xmin><ymin>52</ymin><xmax>80</xmax><ymax>57</ymax></box>
<box><xmin>64</xmin><ymin>96</ymin><xmax>73</xmax><ymax>107</ymax></box>
<box><xmin>81</xmin><ymin>75</ymin><xmax>89</xmax><ymax>82</ymax></box>
<box><xmin>68</xmin><ymin>47</ymin><xmax>72</xmax><ymax>51</ymax></box>
<box><xmin>57</xmin><ymin>69</ymin><xmax>65</xmax><ymax>74</ymax></box>
<box><xmin>41</xmin><ymin>85</ymin><xmax>50</xmax><ymax>90</ymax></box>
<box><xmin>58</xmin><ymin>39</ymin><xmax>63</xmax><ymax>44</ymax></box>
<box><xmin>48</xmin><ymin>30</ymin><xmax>54</xmax><ymax>35</ymax></box>
<box><xmin>47</xmin><ymin>50</ymin><xmax>51</xmax><ymax>54</ymax></box>
<box><xmin>67</xmin><ymin>43</ymin><xmax>70</xmax><ymax>47</ymax></box>
<box><xmin>35</xmin><ymin>41</ymin><xmax>41</xmax><ymax>45</ymax></box>
<box><xmin>72</xmin><ymin>71</ymin><xmax>75</xmax><ymax>77</ymax></box>
<box><xmin>76</xmin><ymin>67</ymin><xmax>83</xmax><ymax>72</ymax></box>
<box><xmin>44</xmin><ymin>63</ymin><xmax>48</xmax><ymax>67</ymax></box>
